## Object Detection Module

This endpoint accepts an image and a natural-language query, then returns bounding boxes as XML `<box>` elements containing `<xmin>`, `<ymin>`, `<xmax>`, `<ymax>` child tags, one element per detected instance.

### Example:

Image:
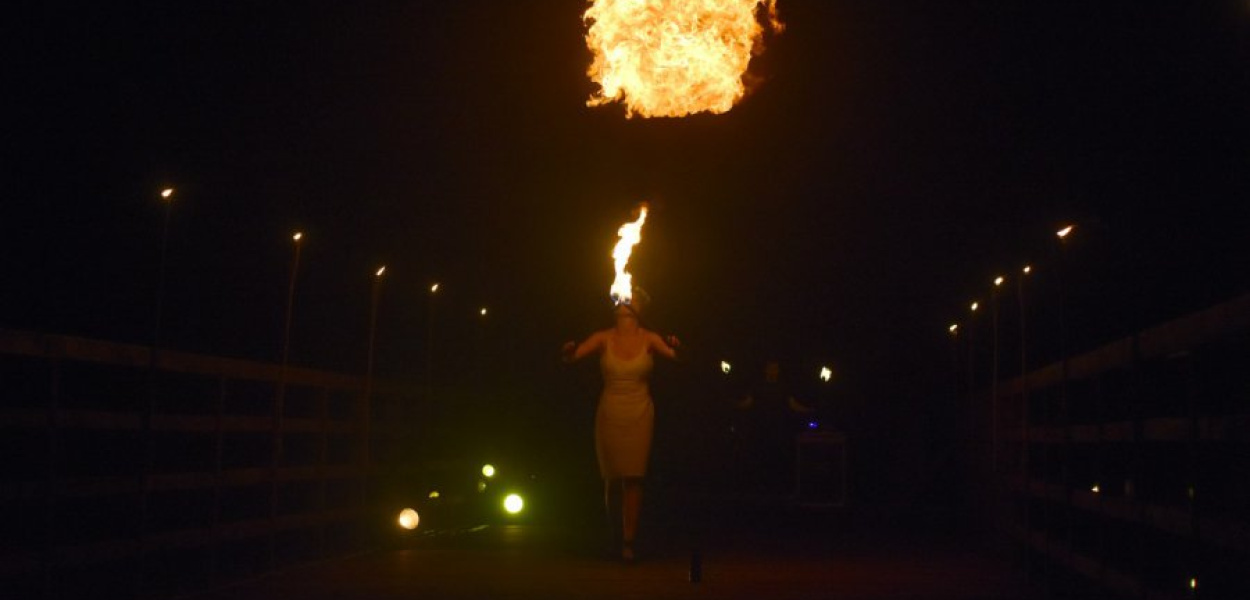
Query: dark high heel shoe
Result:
<box><xmin>621</xmin><ymin>541</ymin><xmax>636</xmax><ymax>564</ymax></box>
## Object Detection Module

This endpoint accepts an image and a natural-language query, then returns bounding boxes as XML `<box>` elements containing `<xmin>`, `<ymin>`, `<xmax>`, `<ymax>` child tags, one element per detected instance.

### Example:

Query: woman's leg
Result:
<box><xmin>604</xmin><ymin>478</ymin><xmax>621</xmax><ymax>548</ymax></box>
<box><xmin>621</xmin><ymin>477</ymin><xmax>643</xmax><ymax>559</ymax></box>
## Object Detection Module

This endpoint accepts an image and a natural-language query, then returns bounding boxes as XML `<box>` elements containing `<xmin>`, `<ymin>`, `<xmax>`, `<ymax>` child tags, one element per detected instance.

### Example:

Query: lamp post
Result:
<box><xmin>280</xmin><ymin>232</ymin><xmax>304</xmax><ymax>373</ymax></box>
<box><xmin>968</xmin><ymin>300</ymin><xmax>979</xmax><ymax>409</ymax></box>
<box><xmin>364</xmin><ymin>266</ymin><xmax>386</xmax><ymax>471</ymax></box>
<box><xmin>992</xmin><ymin>276</ymin><xmax>1004</xmax><ymax>474</ymax></box>
<box><xmin>1019</xmin><ymin>263</ymin><xmax>1032</xmax><ymax>579</ymax></box>
<box><xmin>949</xmin><ymin>323</ymin><xmax>961</xmax><ymax>414</ymax></box>
<box><xmin>426</xmin><ymin>282</ymin><xmax>439</xmax><ymax>403</ymax></box>
<box><xmin>274</xmin><ymin>231</ymin><xmax>303</xmax><ymax>466</ymax></box>
<box><xmin>1019</xmin><ymin>265</ymin><xmax>1032</xmax><ymax>436</ymax></box>
<box><xmin>152</xmin><ymin>187</ymin><xmax>176</xmax><ymax>352</ymax></box>
<box><xmin>366</xmin><ymin>266</ymin><xmax>387</xmax><ymax>398</ymax></box>
<box><xmin>1055</xmin><ymin>225</ymin><xmax>1076</xmax><ymax>554</ymax></box>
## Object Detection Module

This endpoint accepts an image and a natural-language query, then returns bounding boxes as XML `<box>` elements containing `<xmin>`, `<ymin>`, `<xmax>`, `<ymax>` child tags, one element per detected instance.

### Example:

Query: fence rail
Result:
<box><xmin>0</xmin><ymin>328</ymin><xmax>420</xmax><ymax>598</ymax></box>
<box><xmin>987</xmin><ymin>293</ymin><xmax>1250</xmax><ymax>599</ymax></box>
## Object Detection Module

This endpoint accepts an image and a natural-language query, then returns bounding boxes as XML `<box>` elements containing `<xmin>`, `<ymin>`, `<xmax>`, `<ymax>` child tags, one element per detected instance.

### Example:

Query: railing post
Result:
<box><xmin>43</xmin><ymin>355</ymin><xmax>61</xmax><ymax>599</ymax></box>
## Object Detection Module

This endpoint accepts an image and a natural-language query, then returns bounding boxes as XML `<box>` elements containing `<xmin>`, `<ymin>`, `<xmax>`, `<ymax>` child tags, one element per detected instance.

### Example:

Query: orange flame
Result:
<box><xmin>584</xmin><ymin>0</ymin><xmax>783</xmax><ymax>118</ymax></box>
<box><xmin>610</xmin><ymin>204</ymin><xmax>649</xmax><ymax>305</ymax></box>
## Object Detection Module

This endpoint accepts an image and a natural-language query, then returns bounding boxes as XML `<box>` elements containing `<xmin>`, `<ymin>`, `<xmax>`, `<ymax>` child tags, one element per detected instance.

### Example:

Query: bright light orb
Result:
<box><xmin>160</xmin><ymin>188</ymin><xmax>174</xmax><ymax>199</ymax></box>
<box><xmin>503</xmin><ymin>493</ymin><xmax>524</xmax><ymax>515</ymax></box>
<box><xmin>398</xmin><ymin>508</ymin><xmax>420</xmax><ymax>530</ymax></box>
<box><xmin>720</xmin><ymin>361</ymin><xmax>732</xmax><ymax>374</ymax></box>
<box><xmin>481</xmin><ymin>464</ymin><xmax>496</xmax><ymax>478</ymax></box>
<box><xmin>428</xmin><ymin>490</ymin><xmax>441</xmax><ymax>499</ymax></box>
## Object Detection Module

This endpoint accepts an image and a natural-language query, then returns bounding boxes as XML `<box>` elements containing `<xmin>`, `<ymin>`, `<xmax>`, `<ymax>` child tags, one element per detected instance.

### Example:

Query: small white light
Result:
<box><xmin>160</xmin><ymin>188</ymin><xmax>174</xmax><ymax>199</ymax></box>
<box><xmin>430</xmin><ymin>283</ymin><xmax>440</xmax><ymax>293</ymax></box>
<box><xmin>994</xmin><ymin>276</ymin><xmax>1004</xmax><ymax>286</ymax></box>
<box><xmin>720</xmin><ymin>361</ymin><xmax>732</xmax><ymax>374</ymax></box>
<box><xmin>503</xmin><ymin>493</ymin><xmax>524</xmax><ymax>514</ymax></box>
<box><xmin>949</xmin><ymin>324</ymin><xmax>959</xmax><ymax>334</ymax></box>
<box><xmin>292</xmin><ymin>232</ymin><xmax>303</xmax><ymax>242</ymax></box>
<box><xmin>1190</xmin><ymin>577</ymin><xmax>1197</xmax><ymax>590</ymax></box>
<box><xmin>482</xmin><ymin>464</ymin><xmax>496</xmax><ymax>478</ymax></box>
<box><xmin>376</xmin><ymin>266</ymin><xmax>387</xmax><ymax>277</ymax></box>
<box><xmin>1057</xmin><ymin>225</ymin><xmax>1074</xmax><ymax>239</ymax></box>
<box><xmin>1022</xmin><ymin>265</ymin><xmax>1032</xmax><ymax>274</ymax></box>
<box><xmin>1091</xmin><ymin>484</ymin><xmax>1100</xmax><ymax>493</ymax></box>
<box><xmin>970</xmin><ymin>302</ymin><xmax>979</xmax><ymax>312</ymax></box>
<box><xmin>480</xmin><ymin>307</ymin><xmax>488</xmax><ymax>316</ymax></box>
<box><xmin>398</xmin><ymin>508</ymin><xmax>419</xmax><ymax>530</ymax></box>
<box><xmin>819</xmin><ymin>366</ymin><xmax>832</xmax><ymax>382</ymax></box>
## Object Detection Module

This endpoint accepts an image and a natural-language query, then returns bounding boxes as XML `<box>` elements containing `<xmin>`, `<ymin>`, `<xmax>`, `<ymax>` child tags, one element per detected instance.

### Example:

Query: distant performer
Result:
<box><xmin>563</xmin><ymin>288</ymin><xmax>680</xmax><ymax>562</ymax></box>
<box><xmin>735</xmin><ymin>359</ymin><xmax>813</xmax><ymax>493</ymax></box>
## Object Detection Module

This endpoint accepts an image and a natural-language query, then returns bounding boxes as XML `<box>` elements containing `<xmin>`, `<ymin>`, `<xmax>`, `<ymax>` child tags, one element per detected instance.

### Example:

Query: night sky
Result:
<box><xmin>4</xmin><ymin>1</ymin><xmax>1248</xmax><ymax>426</ymax></box>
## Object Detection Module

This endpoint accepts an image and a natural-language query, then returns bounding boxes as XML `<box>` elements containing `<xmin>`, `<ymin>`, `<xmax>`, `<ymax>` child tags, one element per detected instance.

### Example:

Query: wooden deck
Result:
<box><xmin>189</xmin><ymin>503</ymin><xmax>1046</xmax><ymax>600</ymax></box>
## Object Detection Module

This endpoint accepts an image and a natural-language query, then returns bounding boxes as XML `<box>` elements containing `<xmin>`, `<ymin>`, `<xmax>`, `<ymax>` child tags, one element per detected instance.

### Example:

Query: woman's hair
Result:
<box><xmin>614</xmin><ymin>286</ymin><xmax>650</xmax><ymax>319</ymax></box>
<box><xmin>630</xmin><ymin>286</ymin><xmax>651</xmax><ymax>309</ymax></box>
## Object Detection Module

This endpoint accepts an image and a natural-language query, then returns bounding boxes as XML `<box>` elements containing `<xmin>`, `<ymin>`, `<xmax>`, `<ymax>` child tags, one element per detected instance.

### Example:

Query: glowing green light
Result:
<box><xmin>503</xmin><ymin>493</ymin><xmax>524</xmax><ymax>514</ymax></box>
<box><xmin>482</xmin><ymin>464</ymin><xmax>496</xmax><ymax>478</ymax></box>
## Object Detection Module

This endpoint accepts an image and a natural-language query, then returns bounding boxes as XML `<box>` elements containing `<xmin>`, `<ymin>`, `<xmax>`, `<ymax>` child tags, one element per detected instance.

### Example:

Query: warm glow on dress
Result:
<box><xmin>584</xmin><ymin>0</ymin><xmax>783</xmax><ymax>118</ymax></box>
<box><xmin>610</xmin><ymin>205</ymin><xmax>648</xmax><ymax>305</ymax></box>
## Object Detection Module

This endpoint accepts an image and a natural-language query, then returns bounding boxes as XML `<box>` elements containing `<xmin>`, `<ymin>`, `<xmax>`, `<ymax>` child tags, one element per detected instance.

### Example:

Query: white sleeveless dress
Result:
<box><xmin>596</xmin><ymin>338</ymin><xmax>655</xmax><ymax>479</ymax></box>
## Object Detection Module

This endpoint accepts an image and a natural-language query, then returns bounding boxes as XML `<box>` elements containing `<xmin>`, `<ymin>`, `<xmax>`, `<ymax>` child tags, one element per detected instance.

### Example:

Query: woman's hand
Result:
<box><xmin>664</xmin><ymin>335</ymin><xmax>681</xmax><ymax>349</ymax></box>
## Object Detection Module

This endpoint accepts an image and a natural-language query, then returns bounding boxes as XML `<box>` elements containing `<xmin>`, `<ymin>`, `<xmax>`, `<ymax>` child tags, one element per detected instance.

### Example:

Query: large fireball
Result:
<box><xmin>584</xmin><ymin>0</ymin><xmax>784</xmax><ymax>118</ymax></box>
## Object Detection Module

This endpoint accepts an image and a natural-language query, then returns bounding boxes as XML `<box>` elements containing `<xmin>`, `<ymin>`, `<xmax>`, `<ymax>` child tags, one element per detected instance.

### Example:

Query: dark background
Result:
<box><xmin>4</xmin><ymin>1</ymin><xmax>1248</xmax><ymax>497</ymax></box>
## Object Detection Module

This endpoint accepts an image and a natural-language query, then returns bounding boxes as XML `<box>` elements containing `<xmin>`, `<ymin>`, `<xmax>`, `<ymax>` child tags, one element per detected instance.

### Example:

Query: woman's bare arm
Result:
<box><xmin>647</xmin><ymin>331</ymin><xmax>680</xmax><ymax>361</ymax></box>
<box><xmin>563</xmin><ymin>330</ymin><xmax>607</xmax><ymax>363</ymax></box>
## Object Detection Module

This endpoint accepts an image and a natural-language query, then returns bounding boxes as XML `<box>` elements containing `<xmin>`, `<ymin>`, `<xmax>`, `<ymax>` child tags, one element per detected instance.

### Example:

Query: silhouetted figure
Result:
<box><xmin>734</xmin><ymin>360</ymin><xmax>813</xmax><ymax>496</ymax></box>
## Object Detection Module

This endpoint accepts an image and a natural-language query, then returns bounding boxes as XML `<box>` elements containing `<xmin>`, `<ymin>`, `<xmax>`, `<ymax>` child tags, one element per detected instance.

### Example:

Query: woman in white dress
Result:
<box><xmin>563</xmin><ymin>291</ymin><xmax>679</xmax><ymax>561</ymax></box>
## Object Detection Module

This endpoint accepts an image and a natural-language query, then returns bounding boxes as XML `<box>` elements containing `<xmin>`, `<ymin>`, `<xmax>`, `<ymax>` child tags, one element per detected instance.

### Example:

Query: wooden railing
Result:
<box><xmin>0</xmin><ymin>329</ymin><xmax>420</xmax><ymax>598</ymax></box>
<box><xmin>988</xmin><ymin>294</ymin><xmax>1250</xmax><ymax>599</ymax></box>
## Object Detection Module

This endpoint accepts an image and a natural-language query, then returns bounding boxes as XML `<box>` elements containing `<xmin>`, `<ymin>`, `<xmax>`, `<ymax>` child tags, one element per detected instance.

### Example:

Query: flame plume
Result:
<box><xmin>584</xmin><ymin>0</ymin><xmax>783</xmax><ymax>118</ymax></box>
<box><xmin>610</xmin><ymin>204</ymin><xmax>649</xmax><ymax>305</ymax></box>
